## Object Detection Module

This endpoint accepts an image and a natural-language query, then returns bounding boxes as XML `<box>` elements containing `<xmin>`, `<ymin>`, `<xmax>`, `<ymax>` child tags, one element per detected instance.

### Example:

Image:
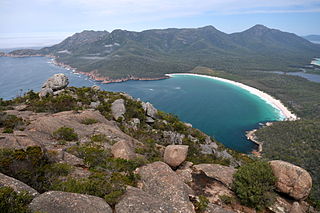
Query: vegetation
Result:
<box><xmin>65</xmin><ymin>143</ymin><xmax>145</xmax><ymax>206</ymax></box>
<box><xmin>233</xmin><ymin>161</ymin><xmax>276</xmax><ymax>210</ymax></box>
<box><xmin>0</xmin><ymin>186</ymin><xmax>32</xmax><ymax>213</ymax></box>
<box><xmin>12</xmin><ymin>25</ymin><xmax>319</xmax><ymax>81</ymax></box>
<box><xmin>0</xmin><ymin>147</ymin><xmax>72</xmax><ymax>193</ymax></box>
<box><xmin>255</xmin><ymin>120</ymin><xmax>320</xmax><ymax>206</ymax></box>
<box><xmin>80</xmin><ymin>118</ymin><xmax>99</xmax><ymax>125</ymax></box>
<box><xmin>192</xmin><ymin>195</ymin><xmax>209</xmax><ymax>213</ymax></box>
<box><xmin>53</xmin><ymin>126</ymin><xmax>78</xmax><ymax>141</ymax></box>
<box><xmin>0</xmin><ymin>112</ymin><xmax>25</xmax><ymax>133</ymax></box>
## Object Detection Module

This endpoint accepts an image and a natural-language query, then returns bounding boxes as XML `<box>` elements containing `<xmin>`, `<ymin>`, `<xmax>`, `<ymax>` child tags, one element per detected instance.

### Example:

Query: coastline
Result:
<box><xmin>166</xmin><ymin>73</ymin><xmax>298</xmax><ymax>121</ymax></box>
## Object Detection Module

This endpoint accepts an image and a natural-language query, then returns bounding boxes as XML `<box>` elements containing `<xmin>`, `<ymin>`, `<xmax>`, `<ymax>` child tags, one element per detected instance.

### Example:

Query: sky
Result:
<box><xmin>1</xmin><ymin>0</ymin><xmax>320</xmax><ymax>48</ymax></box>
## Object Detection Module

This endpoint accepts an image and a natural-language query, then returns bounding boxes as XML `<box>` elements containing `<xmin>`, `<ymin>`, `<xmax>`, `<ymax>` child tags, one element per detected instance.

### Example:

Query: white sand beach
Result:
<box><xmin>166</xmin><ymin>73</ymin><xmax>298</xmax><ymax>121</ymax></box>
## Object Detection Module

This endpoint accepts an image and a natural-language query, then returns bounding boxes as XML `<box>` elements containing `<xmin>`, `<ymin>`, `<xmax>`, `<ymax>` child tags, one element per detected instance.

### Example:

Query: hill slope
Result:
<box><xmin>9</xmin><ymin>25</ymin><xmax>320</xmax><ymax>80</ymax></box>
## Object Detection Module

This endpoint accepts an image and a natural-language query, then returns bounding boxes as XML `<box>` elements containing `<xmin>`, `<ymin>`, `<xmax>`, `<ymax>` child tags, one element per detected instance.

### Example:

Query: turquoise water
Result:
<box><xmin>0</xmin><ymin>56</ymin><xmax>282</xmax><ymax>152</ymax></box>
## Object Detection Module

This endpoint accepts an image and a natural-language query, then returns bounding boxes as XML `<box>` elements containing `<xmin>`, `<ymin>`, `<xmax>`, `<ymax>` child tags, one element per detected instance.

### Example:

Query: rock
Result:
<box><xmin>111</xmin><ymin>140</ymin><xmax>136</xmax><ymax>160</ymax></box>
<box><xmin>290</xmin><ymin>202</ymin><xmax>305</xmax><ymax>213</ymax></box>
<box><xmin>115</xmin><ymin>186</ymin><xmax>175</xmax><ymax>213</ymax></box>
<box><xmin>29</xmin><ymin>191</ymin><xmax>112</xmax><ymax>213</ymax></box>
<box><xmin>129</xmin><ymin>118</ymin><xmax>140</xmax><ymax>130</ymax></box>
<box><xmin>111</xmin><ymin>99</ymin><xmax>126</xmax><ymax>120</ymax></box>
<box><xmin>184</xmin><ymin>122</ymin><xmax>193</xmax><ymax>128</ymax></box>
<box><xmin>14</xmin><ymin>104</ymin><xmax>28</xmax><ymax>111</ymax></box>
<box><xmin>163</xmin><ymin>131</ymin><xmax>185</xmax><ymax>145</ymax></box>
<box><xmin>142</xmin><ymin>102</ymin><xmax>158</xmax><ymax>118</ymax></box>
<box><xmin>204</xmin><ymin>203</ymin><xmax>236</xmax><ymax>213</ymax></box>
<box><xmin>145</xmin><ymin>116</ymin><xmax>155</xmax><ymax>123</ymax></box>
<box><xmin>120</xmin><ymin>92</ymin><xmax>133</xmax><ymax>100</ymax></box>
<box><xmin>39</xmin><ymin>87</ymin><xmax>53</xmax><ymax>97</ymax></box>
<box><xmin>131</xmin><ymin>118</ymin><xmax>140</xmax><ymax>125</ymax></box>
<box><xmin>269</xmin><ymin>160</ymin><xmax>312</xmax><ymax>200</ymax></box>
<box><xmin>193</xmin><ymin>164</ymin><xmax>236</xmax><ymax>188</ymax></box>
<box><xmin>164</xmin><ymin>145</ymin><xmax>189</xmax><ymax>167</ymax></box>
<box><xmin>53</xmin><ymin>89</ymin><xmax>65</xmax><ymax>96</ymax></box>
<box><xmin>0</xmin><ymin>172</ymin><xmax>39</xmax><ymax>197</ymax></box>
<box><xmin>136</xmin><ymin>161</ymin><xmax>195</xmax><ymax>213</ymax></box>
<box><xmin>48</xmin><ymin>149</ymin><xmax>85</xmax><ymax>167</ymax></box>
<box><xmin>42</xmin><ymin>73</ymin><xmax>69</xmax><ymax>91</ymax></box>
<box><xmin>176</xmin><ymin>167</ymin><xmax>193</xmax><ymax>183</ymax></box>
<box><xmin>90</xmin><ymin>101</ymin><xmax>100</xmax><ymax>109</ymax></box>
<box><xmin>91</xmin><ymin>85</ymin><xmax>100</xmax><ymax>91</ymax></box>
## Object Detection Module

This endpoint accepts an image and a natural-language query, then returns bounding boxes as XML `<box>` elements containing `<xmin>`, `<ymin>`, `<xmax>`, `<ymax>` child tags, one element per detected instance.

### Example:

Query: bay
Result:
<box><xmin>0</xmin><ymin>56</ymin><xmax>283</xmax><ymax>153</ymax></box>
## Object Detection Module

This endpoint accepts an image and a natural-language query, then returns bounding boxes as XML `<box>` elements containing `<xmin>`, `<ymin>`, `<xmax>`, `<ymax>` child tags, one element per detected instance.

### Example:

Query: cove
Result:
<box><xmin>0</xmin><ymin>56</ymin><xmax>283</xmax><ymax>152</ymax></box>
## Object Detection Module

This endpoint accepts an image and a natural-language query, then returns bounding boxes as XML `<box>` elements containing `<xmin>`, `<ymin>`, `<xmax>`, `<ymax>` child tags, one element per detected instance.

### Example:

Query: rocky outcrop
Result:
<box><xmin>141</xmin><ymin>102</ymin><xmax>158</xmax><ymax>118</ymax></box>
<box><xmin>269</xmin><ymin>160</ymin><xmax>312</xmax><ymax>200</ymax></box>
<box><xmin>115</xmin><ymin>186</ymin><xmax>175</xmax><ymax>213</ymax></box>
<box><xmin>39</xmin><ymin>73</ymin><xmax>69</xmax><ymax>97</ymax></box>
<box><xmin>193</xmin><ymin>164</ymin><xmax>236</xmax><ymax>188</ymax></box>
<box><xmin>163</xmin><ymin>131</ymin><xmax>185</xmax><ymax>145</ymax></box>
<box><xmin>29</xmin><ymin>191</ymin><xmax>112</xmax><ymax>213</ymax></box>
<box><xmin>205</xmin><ymin>203</ymin><xmax>236</xmax><ymax>213</ymax></box>
<box><xmin>136</xmin><ymin>161</ymin><xmax>195</xmax><ymax>213</ymax></box>
<box><xmin>0</xmin><ymin>172</ymin><xmax>39</xmax><ymax>197</ymax></box>
<box><xmin>111</xmin><ymin>99</ymin><xmax>126</xmax><ymax>120</ymax></box>
<box><xmin>164</xmin><ymin>145</ymin><xmax>189</xmax><ymax>167</ymax></box>
<box><xmin>111</xmin><ymin>140</ymin><xmax>136</xmax><ymax>160</ymax></box>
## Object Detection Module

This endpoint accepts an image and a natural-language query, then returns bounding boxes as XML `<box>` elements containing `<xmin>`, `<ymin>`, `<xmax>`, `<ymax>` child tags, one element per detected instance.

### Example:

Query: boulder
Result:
<box><xmin>193</xmin><ymin>164</ymin><xmax>236</xmax><ymax>188</ymax></box>
<box><xmin>39</xmin><ymin>87</ymin><xmax>53</xmax><ymax>97</ymax></box>
<box><xmin>0</xmin><ymin>172</ymin><xmax>39</xmax><ymax>197</ymax></box>
<box><xmin>90</xmin><ymin>101</ymin><xmax>100</xmax><ymax>109</ymax></box>
<box><xmin>164</xmin><ymin>145</ymin><xmax>189</xmax><ymax>167</ymax></box>
<box><xmin>111</xmin><ymin>140</ymin><xmax>136</xmax><ymax>160</ymax></box>
<box><xmin>42</xmin><ymin>73</ymin><xmax>69</xmax><ymax>91</ymax></box>
<box><xmin>176</xmin><ymin>162</ymin><xmax>194</xmax><ymax>183</ymax></box>
<box><xmin>145</xmin><ymin>116</ymin><xmax>155</xmax><ymax>123</ymax></box>
<box><xmin>115</xmin><ymin>186</ymin><xmax>175</xmax><ymax>213</ymax></box>
<box><xmin>91</xmin><ymin>85</ymin><xmax>100</xmax><ymax>91</ymax></box>
<box><xmin>269</xmin><ymin>160</ymin><xmax>312</xmax><ymax>200</ymax></box>
<box><xmin>136</xmin><ymin>161</ymin><xmax>195</xmax><ymax>213</ymax></box>
<box><xmin>29</xmin><ymin>191</ymin><xmax>112</xmax><ymax>213</ymax></box>
<box><xmin>142</xmin><ymin>102</ymin><xmax>158</xmax><ymax>118</ymax></box>
<box><xmin>204</xmin><ymin>203</ymin><xmax>236</xmax><ymax>213</ymax></box>
<box><xmin>111</xmin><ymin>99</ymin><xmax>126</xmax><ymax>120</ymax></box>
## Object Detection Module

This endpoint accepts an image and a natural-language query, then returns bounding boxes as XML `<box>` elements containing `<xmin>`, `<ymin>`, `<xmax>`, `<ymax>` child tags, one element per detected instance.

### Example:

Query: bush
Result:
<box><xmin>0</xmin><ymin>147</ymin><xmax>72</xmax><ymax>193</ymax></box>
<box><xmin>0</xmin><ymin>186</ymin><xmax>32</xmax><ymax>213</ymax></box>
<box><xmin>192</xmin><ymin>195</ymin><xmax>209</xmax><ymax>212</ymax></box>
<box><xmin>233</xmin><ymin>161</ymin><xmax>276</xmax><ymax>210</ymax></box>
<box><xmin>81</xmin><ymin>118</ymin><xmax>98</xmax><ymax>125</ymax></box>
<box><xmin>53</xmin><ymin>127</ymin><xmax>78</xmax><ymax>141</ymax></box>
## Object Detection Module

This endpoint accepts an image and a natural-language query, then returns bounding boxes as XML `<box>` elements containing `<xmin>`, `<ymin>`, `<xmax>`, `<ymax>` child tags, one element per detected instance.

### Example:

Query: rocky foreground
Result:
<box><xmin>0</xmin><ymin>74</ymin><xmax>317</xmax><ymax>213</ymax></box>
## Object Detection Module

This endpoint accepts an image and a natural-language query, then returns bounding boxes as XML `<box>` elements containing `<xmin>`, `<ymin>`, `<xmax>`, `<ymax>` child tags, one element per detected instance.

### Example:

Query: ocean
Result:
<box><xmin>0</xmin><ymin>56</ymin><xmax>284</xmax><ymax>152</ymax></box>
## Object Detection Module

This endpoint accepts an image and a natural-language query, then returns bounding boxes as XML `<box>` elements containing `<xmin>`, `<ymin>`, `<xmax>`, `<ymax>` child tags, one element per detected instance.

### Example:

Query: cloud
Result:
<box><xmin>51</xmin><ymin>0</ymin><xmax>320</xmax><ymax>15</ymax></box>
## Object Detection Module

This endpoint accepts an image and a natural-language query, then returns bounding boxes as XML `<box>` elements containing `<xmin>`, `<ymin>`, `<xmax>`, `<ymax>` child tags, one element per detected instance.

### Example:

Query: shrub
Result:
<box><xmin>81</xmin><ymin>118</ymin><xmax>98</xmax><ymax>125</ymax></box>
<box><xmin>192</xmin><ymin>195</ymin><xmax>209</xmax><ymax>212</ymax></box>
<box><xmin>0</xmin><ymin>186</ymin><xmax>32</xmax><ymax>213</ymax></box>
<box><xmin>53</xmin><ymin>127</ymin><xmax>78</xmax><ymax>141</ymax></box>
<box><xmin>0</xmin><ymin>147</ymin><xmax>72</xmax><ymax>193</ymax></box>
<box><xmin>233</xmin><ymin>161</ymin><xmax>276</xmax><ymax>210</ymax></box>
<box><xmin>0</xmin><ymin>113</ymin><xmax>25</xmax><ymax>131</ymax></box>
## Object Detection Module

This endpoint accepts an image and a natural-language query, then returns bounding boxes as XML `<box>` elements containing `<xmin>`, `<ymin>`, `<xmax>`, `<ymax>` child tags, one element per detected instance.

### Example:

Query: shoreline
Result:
<box><xmin>166</xmin><ymin>73</ymin><xmax>298</xmax><ymax>121</ymax></box>
<box><xmin>50</xmin><ymin>58</ymin><xmax>170</xmax><ymax>83</ymax></box>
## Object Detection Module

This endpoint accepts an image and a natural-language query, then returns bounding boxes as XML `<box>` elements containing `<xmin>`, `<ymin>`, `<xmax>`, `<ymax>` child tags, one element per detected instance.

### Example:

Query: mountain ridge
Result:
<box><xmin>8</xmin><ymin>25</ymin><xmax>320</xmax><ymax>81</ymax></box>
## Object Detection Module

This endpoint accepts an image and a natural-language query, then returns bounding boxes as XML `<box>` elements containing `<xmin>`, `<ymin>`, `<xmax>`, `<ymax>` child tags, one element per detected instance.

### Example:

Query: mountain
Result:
<box><xmin>9</xmin><ymin>25</ymin><xmax>320</xmax><ymax>80</ymax></box>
